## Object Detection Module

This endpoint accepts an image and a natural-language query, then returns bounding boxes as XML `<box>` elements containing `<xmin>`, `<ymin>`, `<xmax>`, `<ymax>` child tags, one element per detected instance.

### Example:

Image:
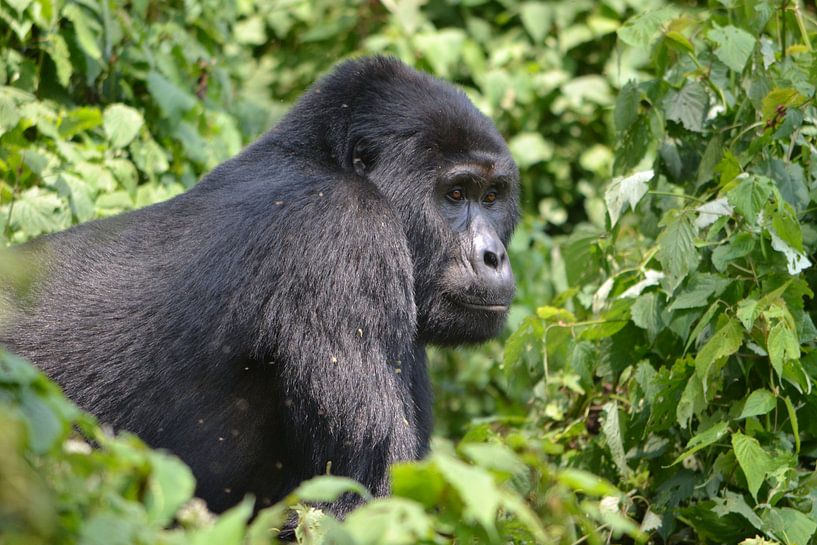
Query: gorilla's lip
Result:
<box><xmin>448</xmin><ymin>296</ymin><xmax>510</xmax><ymax>313</ymax></box>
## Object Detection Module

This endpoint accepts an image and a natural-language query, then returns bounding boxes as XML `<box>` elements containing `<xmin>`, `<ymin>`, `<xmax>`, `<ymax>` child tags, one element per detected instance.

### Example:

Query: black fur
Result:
<box><xmin>0</xmin><ymin>57</ymin><xmax>519</xmax><ymax>515</ymax></box>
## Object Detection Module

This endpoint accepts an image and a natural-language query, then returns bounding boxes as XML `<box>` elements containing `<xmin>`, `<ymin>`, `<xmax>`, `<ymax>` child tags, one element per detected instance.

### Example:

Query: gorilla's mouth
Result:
<box><xmin>448</xmin><ymin>296</ymin><xmax>509</xmax><ymax>313</ymax></box>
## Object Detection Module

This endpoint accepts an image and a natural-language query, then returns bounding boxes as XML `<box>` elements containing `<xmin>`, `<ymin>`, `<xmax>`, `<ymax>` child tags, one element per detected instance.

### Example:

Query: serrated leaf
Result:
<box><xmin>665</xmin><ymin>30</ymin><xmax>695</xmax><ymax>54</ymax></box>
<box><xmin>712</xmin><ymin>491</ymin><xmax>763</xmax><ymax>530</ymax></box>
<box><xmin>667</xmin><ymin>274</ymin><xmax>732</xmax><ymax>312</ymax></box>
<box><xmin>732</xmin><ymin>432</ymin><xmax>773</xmax><ymax>501</ymax></box>
<box><xmin>761</xmin><ymin>88</ymin><xmax>808</xmax><ymax>122</ymax></box>
<box><xmin>708</xmin><ymin>25</ymin><xmax>756</xmax><ymax>72</ymax></box>
<box><xmin>769</xmin><ymin>229</ymin><xmax>812</xmax><ymax>275</ymax></box>
<box><xmin>712</xmin><ymin>232</ymin><xmax>755</xmax><ymax>272</ymax></box>
<box><xmin>617</xmin><ymin>6</ymin><xmax>678</xmax><ymax>48</ymax></box>
<box><xmin>657</xmin><ymin>210</ymin><xmax>700</xmax><ymax>289</ymax></box>
<box><xmin>45</xmin><ymin>33</ymin><xmax>72</xmax><ymax>87</ymax></box>
<box><xmin>767</xmin><ymin>321</ymin><xmax>799</xmax><ymax>378</ymax></box>
<box><xmin>631</xmin><ymin>292</ymin><xmax>663</xmax><ymax>340</ymax></box>
<box><xmin>739</xmin><ymin>389</ymin><xmax>776</xmax><ymax>419</ymax></box>
<box><xmin>63</xmin><ymin>4</ymin><xmax>102</xmax><ymax>60</ymax></box>
<box><xmin>614</xmin><ymin>81</ymin><xmax>640</xmax><ymax>133</ymax></box>
<box><xmin>190</xmin><ymin>497</ymin><xmax>253</xmax><ymax>545</ymax></box>
<box><xmin>664</xmin><ymin>81</ymin><xmax>708</xmax><ymax>132</ymax></box>
<box><xmin>727</xmin><ymin>175</ymin><xmax>773</xmax><ymax>224</ymax></box>
<box><xmin>605</xmin><ymin>169</ymin><xmax>652</xmax><ymax>226</ymax></box>
<box><xmin>672</xmin><ymin>421</ymin><xmax>728</xmax><ymax>465</ymax></box>
<box><xmin>434</xmin><ymin>454</ymin><xmax>500</xmax><ymax>532</ymax></box>
<box><xmin>146</xmin><ymin>71</ymin><xmax>197</xmax><ymax>120</ymax></box>
<box><xmin>695</xmin><ymin>318</ymin><xmax>743</xmax><ymax>387</ymax></box>
<box><xmin>676</xmin><ymin>373</ymin><xmax>706</xmax><ymax>429</ymax></box>
<box><xmin>763</xmin><ymin>507</ymin><xmax>817</xmax><ymax>545</ymax></box>
<box><xmin>694</xmin><ymin>198</ymin><xmax>733</xmax><ymax>229</ymax></box>
<box><xmin>103</xmin><ymin>104</ymin><xmax>144</xmax><ymax>148</ymax></box>
<box><xmin>145</xmin><ymin>451</ymin><xmax>195</xmax><ymax>525</ymax></box>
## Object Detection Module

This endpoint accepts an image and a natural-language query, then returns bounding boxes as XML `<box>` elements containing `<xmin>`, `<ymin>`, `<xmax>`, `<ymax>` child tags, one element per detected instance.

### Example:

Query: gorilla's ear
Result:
<box><xmin>352</xmin><ymin>139</ymin><xmax>375</xmax><ymax>176</ymax></box>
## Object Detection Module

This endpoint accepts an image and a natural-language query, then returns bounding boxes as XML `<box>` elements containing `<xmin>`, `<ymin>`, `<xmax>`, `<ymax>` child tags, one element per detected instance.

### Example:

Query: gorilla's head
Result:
<box><xmin>284</xmin><ymin>57</ymin><xmax>520</xmax><ymax>346</ymax></box>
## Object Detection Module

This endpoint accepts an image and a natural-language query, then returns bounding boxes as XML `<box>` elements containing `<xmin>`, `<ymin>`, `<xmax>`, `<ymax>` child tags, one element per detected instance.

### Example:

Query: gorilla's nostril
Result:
<box><xmin>484</xmin><ymin>251</ymin><xmax>499</xmax><ymax>269</ymax></box>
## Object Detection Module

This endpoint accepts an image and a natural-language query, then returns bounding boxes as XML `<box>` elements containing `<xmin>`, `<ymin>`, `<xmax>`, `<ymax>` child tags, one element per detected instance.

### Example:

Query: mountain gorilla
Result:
<box><xmin>0</xmin><ymin>57</ymin><xmax>519</xmax><ymax>516</ymax></box>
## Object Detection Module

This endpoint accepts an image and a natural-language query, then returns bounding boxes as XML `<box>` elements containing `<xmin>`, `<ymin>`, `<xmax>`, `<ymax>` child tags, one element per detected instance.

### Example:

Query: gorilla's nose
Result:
<box><xmin>471</xmin><ymin>231</ymin><xmax>513</xmax><ymax>291</ymax></box>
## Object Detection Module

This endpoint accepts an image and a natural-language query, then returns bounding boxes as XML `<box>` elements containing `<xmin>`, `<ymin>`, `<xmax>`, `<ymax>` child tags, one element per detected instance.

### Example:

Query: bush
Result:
<box><xmin>2</xmin><ymin>0</ymin><xmax>817</xmax><ymax>544</ymax></box>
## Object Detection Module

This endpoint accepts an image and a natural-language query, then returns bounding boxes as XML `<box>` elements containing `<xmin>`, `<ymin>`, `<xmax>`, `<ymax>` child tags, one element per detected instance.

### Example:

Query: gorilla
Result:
<box><xmin>0</xmin><ymin>57</ymin><xmax>519</xmax><ymax>516</ymax></box>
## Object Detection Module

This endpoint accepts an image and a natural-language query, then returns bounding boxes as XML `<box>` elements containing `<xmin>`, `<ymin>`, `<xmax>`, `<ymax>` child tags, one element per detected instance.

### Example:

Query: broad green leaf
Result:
<box><xmin>732</xmin><ymin>432</ymin><xmax>773</xmax><ymax>500</ymax></box>
<box><xmin>557</xmin><ymin>468</ymin><xmax>620</xmax><ymax>496</ymax></box>
<box><xmin>665</xmin><ymin>31</ymin><xmax>694</xmax><ymax>54</ymax></box>
<box><xmin>614</xmin><ymin>80</ymin><xmax>640</xmax><ymax>133</ymax></box>
<box><xmin>0</xmin><ymin>93</ymin><xmax>22</xmax><ymax>135</ymax></box>
<box><xmin>767</xmin><ymin>321</ymin><xmax>799</xmax><ymax>378</ymax></box>
<box><xmin>344</xmin><ymin>498</ymin><xmax>433</xmax><ymax>545</ymax></box>
<box><xmin>602</xmin><ymin>402</ymin><xmax>629</xmax><ymax>477</ymax></box>
<box><xmin>727</xmin><ymin>174</ymin><xmax>773</xmax><ymax>224</ymax></box>
<box><xmin>9</xmin><ymin>188</ymin><xmax>71</xmax><ymax>237</ymax></box>
<box><xmin>45</xmin><ymin>33</ymin><xmax>72</xmax><ymax>87</ymax></box>
<box><xmin>461</xmin><ymin>443</ymin><xmax>526</xmax><ymax>476</ymax></box>
<box><xmin>761</xmin><ymin>88</ymin><xmax>808</xmax><ymax>122</ymax></box>
<box><xmin>191</xmin><ymin>497</ymin><xmax>253</xmax><ymax>545</ymax></box>
<box><xmin>63</xmin><ymin>4</ymin><xmax>102</xmax><ymax>60</ymax></box>
<box><xmin>146</xmin><ymin>71</ymin><xmax>197</xmax><ymax>120</ymax></box>
<box><xmin>666</xmin><ymin>274</ymin><xmax>731</xmax><ymax>312</ymax></box>
<box><xmin>712</xmin><ymin>490</ymin><xmax>763</xmax><ymax>530</ymax></box>
<box><xmin>605</xmin><ymin>169</ymin><xmax>652</xmax><ymax>227</ymax></box>
<box><xmin>783</xmin><ymin>396</ymin><xmax>800</xmax><ymax>454</ymax></box>
<box><xmin>508</xmin><ymin>132</ymin><xmax>553</xmax><ymax>168</ymax></box>
<box><xmin>657</xmin><ymin>210</ymin><xmax>700</xmax><ymax>289</ymax></box>
<box><xmin>59</xmin><ymin>106</ymin><xmax>103</xmax><ymax>138</ymax></box>
<box><xmin>762</xmin><ymin>507</ymin><xmax>817</xmax><ymax>545</ymax></box>
<box><xmin>294</xmin><ymin>475</ymin><xmax>372</xmax><ymax>502</ymax></box>
<box><xmin>768</xmin><ymin>202</ymin><xmax>804</xmax><ymax>252</ymax></box>
<box><xmin>672</xmin><ymin>421</ymin><xmax>728</xmax><ymax>465</ymax></box>
<box><xmin>631</xmin><ymin>292</ymin><xmax>663</xmax><ymax>340</ymax></box>
<box><xmin>676</xmin><ymin>373</ymin><xmax>706</xmax><ymax>429</ymax></box>
<box><xmin>694</xmin><ymin>318</ymin><xmax>743</xmax><ymax>387</ymax></box>
<box><xmin>519</xmin><ymin>2</ymin><xmax>552</xmax><ymax>43</ymax></box>
<box><xmin>736</xmin><ymin>298</ymin><xmax>759</xmax><ymax>330</ymax></box>
<box><xmin>144</xmin><ymin>451</ymin><xmax>196</xmax><ymax>525</ymax></box>
<box><xmin>20</xmin><ymin>389</ymin><xmax>64</xmax><ymax>453</ymax></box>
<box><xmin>739</xmin><ymin>389</ymin><xmax>776</xmax><ymax>419</ymax></box>
<box><xmin>708</xmin><ymin>25</ymin><xmax>756</xmax><ymax>72</ymax></box>
<box><xmin>712</xmin><ymin>232</ymin><xmax>755</xmax><ymax>272</ymax></box>
<box><xmin>434</xmin><ymin>453</ymin><xmax>500</xmax><ymax>532</ymax></box>
<box><xmin>664</xmin><ymin>81</ymin><xmax>708</xmax><ymax>132</ymax></box>
<box><xmin>103</xmin><ymin>104</ymin><xmax>144</xmax><ymax>148</ymax></box>
<box><xmin>617</xmin><ymin>6</ymin><xmax>678</xmax><ymax>48</ymax></box>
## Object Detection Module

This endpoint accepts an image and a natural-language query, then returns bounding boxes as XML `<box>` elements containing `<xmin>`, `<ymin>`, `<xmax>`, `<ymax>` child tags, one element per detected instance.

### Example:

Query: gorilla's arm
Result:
<box><xmin>256</xmin><ymin>174</ymin><xmax>425</xmax><ymax>512</ymax></box>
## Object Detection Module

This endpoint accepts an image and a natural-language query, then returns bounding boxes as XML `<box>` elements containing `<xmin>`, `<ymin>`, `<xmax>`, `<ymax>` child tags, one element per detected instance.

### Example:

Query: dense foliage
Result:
<box><xmin>1</xmin><ymin>0</ymin><xmax>816</xmax><ymax>544</ymax></box>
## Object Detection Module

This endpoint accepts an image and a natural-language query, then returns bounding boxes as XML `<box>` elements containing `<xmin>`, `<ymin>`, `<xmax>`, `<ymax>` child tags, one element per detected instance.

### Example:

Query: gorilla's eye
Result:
<box><xmin>483</xmin><ymin>191</ymin><xmax>497</xmax><ymax>204</ymax></box>
<box><xmin>447</xmin><ymin>188</ymin><xmax>464</xmax><ymax>202</ymax></box>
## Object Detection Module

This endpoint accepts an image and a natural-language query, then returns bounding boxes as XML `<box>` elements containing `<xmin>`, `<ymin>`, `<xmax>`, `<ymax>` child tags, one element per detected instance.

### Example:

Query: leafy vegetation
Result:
<box><xmin>2</xmin><ymin>0</ymin><xmax>817</xmax><ymax>544</ymax></box>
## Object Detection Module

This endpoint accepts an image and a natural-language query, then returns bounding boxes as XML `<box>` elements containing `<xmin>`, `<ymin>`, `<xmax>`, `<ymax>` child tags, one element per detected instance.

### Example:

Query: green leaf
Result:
<box><xmin>694</xmin><ymin>318</ymin><xmax>743</xmax><ymax>388</ymax></box>
<box><xmin>63</xmin><ymin>3</ymin><xmax>102</xmax><ymax>60</ymax></box>
<box><xmin>665</xmin><ymin>31</ymin><xmax>695</xmax><ymax>54</ymax></box>
<box><xmin>657</xmin><ymin>210</ymin><xmax>700</xmax><ymax>289</ymax></box>
<box><xmin>676</xmin><ymin>373</ymin><xmax>706</xmax><ymax>429</ymax></box>
<box><xmin>614</xmin><ymin>81</ymin><xmax>640</xmax><ymax>133</ymax></box>
<box><xmin>767</xmin><ymin>321</ymin><xmax>799</xmax><ymax>378</ymax></box>
<box><xmin>605</xmin><ymin>169</ymin><xmax>652</xmax><ymax>227</ymax></box>
<box><xmin>762</xmin><ymin>507</ymin><xmax>817</xmax><ymax>545</ymax></box>
<box><xmin>617</xmin><ymin>6</ymin><xmax>678</xmax><ymax>48</ymax></box>
<box><xmin>736</xmin><ymin>298</ymin><xmax>759</xmax><ymax>330</ymax></box>
<box><xmin>191</xmin><ymin>497</ymin><xmax>253</xmax><ymax>545</ymax></box>
<box><xmin>146</xmin><ymin>71</ymin><xmax>197</xmax><ymax>120</ymax></box>
<box><xmin>769</xmin><ymin>203</ymin><xmax>804</xmax><ymax>253</ymax></box>
<box><xmin>144</xmin><ymin>451</ymin><xmax>196</xmax><ymax>525</ymax></box>
<box><xmin>344</xmin><ymin>498</ymin><xmax>433</xmax><ymax>545</ymax></box>
<box><xmin>508</xmin><ymin>132</ymin><xmax>553</xmax><ymax>168</ymax></box>
<box><xmin>519</xmin><ymin>2</ymin><xmax>552</xmax><ymax>43</ymax></box>
<box><xmin>664</xmin><ymin>81</ymin><xmax>709</xmax><ymax>132</ymax></box>
<box><xmin>732</xmin><ymin>432</ymin><xmax>773</xmax><ymax>500</ymax></box>
<box><xmin>783</xmin><ymin>396</ymin><xmax>800</xmax><ymax>454</ymax></box>
<box><xmin>434</xmin><ymin>453</ymin><xmax>500</xmax><ymax>533</ymax></box>
<box><xmin>727</xmin><ymin>174</ymin><xmax>773</xmax><ymax>224</ymax></box>
<box><xmin>761</xmin><ymin>88</ymin><xmax>808</xmax><ymax>122</ymax></box>
<box><xmin>103</xmin><ymin>104</ymin><xmax>144</xmax><ymax>148</ymax></box>
<box><xmin>20</xmin><ymin>389</ymin><xmax>64</xmax><ymax>453</ymax></box>
<box><xmin>739</xmin><ymin>389</ymin><xmax>776</xmax><ymax>419</ymax></box>
<box><xmin>556</xmin><ymin>468</ymin><xmax>620</xmax><ymax>496</ymax></box>
<box><xmin>666</xmin><ymin>274</ymin><xmax>732</xmax><ymax>311</ymax></box>
<box><xmin>712</xmin><ymin>232</ymin><xmax>755</xmax><ymax>272</ymax></box>
<box><xmin>712</xmin><ymin>490</ymin><xmax>763</xmax><ymax>530</ymax></box>
<box><xmin>631</xmin><ymin>292</ymin><xmax>663</xmax><ymax>341</ymax></box>
<box><xmin>294</xmin><ymin>475</ymin><xmax>372</xmax><ymax>502</ymax></box>
<box><xmin>708</xmin><ymin>25</ymin><xmax>756</xmax><ymax>72</ymax></box>
<box><xmin>601</xmin><ymin>402</ymin><xmax>629</xmax><ymax>477</ymax></box>
<box><xmin>45</xmin><ymin>33</ymin><xmax>72</xmax><ymax>87</ymax></box>
<box><xmin>672</xmin><ymin>421</ymin><xmax>728</xmax><ymax>465</ymax></box>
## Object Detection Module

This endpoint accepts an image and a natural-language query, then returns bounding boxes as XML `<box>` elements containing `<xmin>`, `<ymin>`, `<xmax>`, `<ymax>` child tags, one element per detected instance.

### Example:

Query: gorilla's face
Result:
<box><xmin>414</xmin><ymin>151</ymin><xmax>519</xmax><ymax>346</ymax></box>
<box><xmin>360</xmin><ymin>137</ymin><xmax>520</xmax><ymax>346</ymax></box>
